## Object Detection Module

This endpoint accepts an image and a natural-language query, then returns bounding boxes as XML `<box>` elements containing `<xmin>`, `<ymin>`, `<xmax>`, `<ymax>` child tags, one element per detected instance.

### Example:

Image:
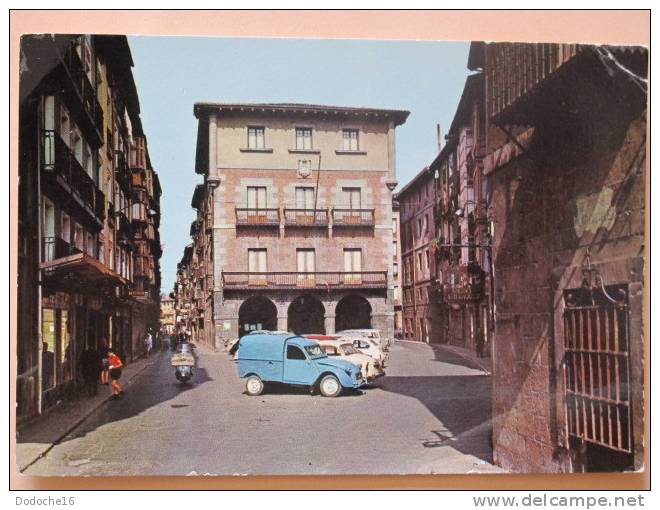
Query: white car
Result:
<box><xmin>336</xmin><ymin>328</ymin><xmax>391</xmax><ymax>351</ymax></box>
<box><xmin>336</xmin><ymin>332</ymin><xmax>388</xmax><ymax>367</ymax></box>
<box><xmin>306</xmin><ymin>336</ymin><xmax>385</xmax><ymax>383</ymax></box>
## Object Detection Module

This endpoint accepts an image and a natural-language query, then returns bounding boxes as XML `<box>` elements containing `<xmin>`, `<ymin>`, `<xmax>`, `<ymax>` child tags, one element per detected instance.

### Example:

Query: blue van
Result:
<box><xmin>236</xmin><ymin>333</ymin><xmax>364</xmax><ymax>397</ymax></box>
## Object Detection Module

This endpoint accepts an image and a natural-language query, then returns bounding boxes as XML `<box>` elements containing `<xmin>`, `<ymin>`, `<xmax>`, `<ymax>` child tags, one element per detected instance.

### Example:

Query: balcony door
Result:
<box><xmin>297</xmin><ymin>249</ymin><xmax>315</xmax><ymax>287</ymax></box>
<box><xmin>295</xmin><ymin>187</ymin><xmax>315</xmax><ymax>224</ymax></box>
<box><xmin>343</xmin><ymin>248</ymin><xmax>362</xmax><ymax>285</ymax></box>
<box><xmin>341</xmin><ymin>187</ymin><xmax>362</xmax><ymax>224</ymax></box>
<box><xmin>42</xmin><ymin>197</ymin><xmax>55</xmax><ymax>261</ymax></box>
<box><xmin>248</xmin><ymin>248</ymin><xmax>268</xmax><ymax>286</ymax></box>
<box><xmin>247</xmin><ymin>186</ymin><xmax>268</xmax><ymax>224</ymax></box>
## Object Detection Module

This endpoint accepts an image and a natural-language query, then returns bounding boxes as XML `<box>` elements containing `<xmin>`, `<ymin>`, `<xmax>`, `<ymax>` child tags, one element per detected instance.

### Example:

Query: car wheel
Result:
<box><xmin>245</xmin><ymin>375</ymin><xmax>264</xmax><ymax>396</ymax></box>
<box><xmin>319</xmin><ymin>375</ymin><xmax>342</xmax><ymax>397</ymax></box>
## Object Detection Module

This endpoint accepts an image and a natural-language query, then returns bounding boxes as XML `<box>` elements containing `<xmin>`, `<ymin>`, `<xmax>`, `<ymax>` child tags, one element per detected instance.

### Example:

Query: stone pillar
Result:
<box><xmin>324</xmin><ymin>314</ymin><xmax>336</xmax><ymax>335</ymax></box>
<box><xmin>277</xmin><ymin>315</ymin><xmax>288</xmax><ymax>332</ymax></box>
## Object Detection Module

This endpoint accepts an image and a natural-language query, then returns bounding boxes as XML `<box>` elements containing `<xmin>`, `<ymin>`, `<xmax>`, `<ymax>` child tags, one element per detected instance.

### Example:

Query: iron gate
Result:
<box><xmin>563</xmin><ymin>285</ymin><xmax>632</xmax><ymax>454</ymax></box>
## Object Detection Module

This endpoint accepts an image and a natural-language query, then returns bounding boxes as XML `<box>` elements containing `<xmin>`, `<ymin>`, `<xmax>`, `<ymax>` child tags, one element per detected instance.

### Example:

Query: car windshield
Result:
<box><xmin>305</xmin><ymin>344</ymin><xmax>326</xmax><ymax>358</ymax></box>
<box><xmin>341</xmin><ymin>343</ymin><xmax>360</xmax><ymax>355</ymax></box>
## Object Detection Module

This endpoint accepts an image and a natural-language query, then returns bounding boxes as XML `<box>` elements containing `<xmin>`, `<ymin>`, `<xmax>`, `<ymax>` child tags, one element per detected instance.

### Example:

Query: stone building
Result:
<box><xmin>397</xmin><ymin>72</ymin><xmax>491</xmax><ymax>352</ymax></box>
<box><xmin>17</xmin><ymin>35</ymin><xmax>161</xmax><ymax>420</ymax></box>
<box><xmin>391</xmin><ymin>202</ymin><xmax>403</xmax><ymax>334</ymax></box>
<box><xmin>160</xmin><ymin>294</ymin><xmax>175</xmax><ymax>335</ymax></box>
<box><xmin>480</xmin><ymin>42</ymin><xmax>647</xmax><ymax>472</ymax></box>
<box><xmin>397</xmin><ymin>167</ymin><xmax>438</xmax><ymax>343</ymax></box>
<box><xmin>432</xmin><ymin>71</ymin><xmax>491</xmax><ymax>355</ymax></box>
<box><xmin>188</xmin><ymin>102</ymin><xmax>408</xmax><ymax>347</ymax></box>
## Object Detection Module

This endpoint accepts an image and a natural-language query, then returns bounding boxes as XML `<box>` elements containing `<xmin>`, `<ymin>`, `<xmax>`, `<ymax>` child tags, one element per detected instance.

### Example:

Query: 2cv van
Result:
<box><xmin>236</xmin><ymin>333</ymin><xmax>364</xmax><ymax>397</ymax></box>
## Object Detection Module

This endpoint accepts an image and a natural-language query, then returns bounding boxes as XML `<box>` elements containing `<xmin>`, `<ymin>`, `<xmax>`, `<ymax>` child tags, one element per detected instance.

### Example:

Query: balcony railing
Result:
<box><xmin>235</xmin><ymin>208</ymin><xmax>280</xmax><ymax>226</ymax></box>
<box><xmin>222</xmin><ymin>271</ymin><xmax>387</xmax><ymax>290</ymax></box>
<box><xmin>41</xmin><ymin>130</ymin><xmax>105</xmax><ymax>223</ymax></box>
<box><xmin>283</xmin><ymin>208</ymin><xmax>329</xmax><ymax>227</ymax></box>
<box><xmin>42</xmin><ymin>236</ymin><xmax>82</xmax><ymax>262</ymax></box>
<box><xmin>332</xmin><ymin>209</ymin><xmax>375</xmax><ymax>227</ymax></box>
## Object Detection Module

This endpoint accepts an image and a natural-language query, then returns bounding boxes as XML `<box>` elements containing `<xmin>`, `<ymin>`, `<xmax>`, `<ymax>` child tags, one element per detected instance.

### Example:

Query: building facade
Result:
<box><xmin>17</xmin><ymin>35</ymin><xmax>161</xmax><ymax>421</ymax></box>
<box><xmin>160</xmin><ymin>294</ymin><xmax>175</xmax><ymax>335</ymax></box>
<box><xmin>481</xmin><ymin>43</ymin><xmax>647</xmax><ymax>472</ymax></box>
<box><xmin>391</xmin><ymin>202</ymin><xmax>403</xmax><ymax>334</ymax></box>
<box><xmin>397</xmin><ymin>167</ymin><xmax>439</xmax><ymax>343</ymax></box>
<box><xmin>397</xmin><ymin>71</ymin><xmax>491</xmax><ymax>353</ymax></box>
<box><xmin>184</xmin><ymin>103</ymin><xmax>408</xmax><ymax>348</ymax></box>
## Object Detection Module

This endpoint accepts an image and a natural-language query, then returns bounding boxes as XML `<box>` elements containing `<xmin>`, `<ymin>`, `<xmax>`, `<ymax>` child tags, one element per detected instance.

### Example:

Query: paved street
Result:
<box><xmin>24</xmin><ymin>341</ymin><xmax>500</xmax><ymax>476</ymax></box>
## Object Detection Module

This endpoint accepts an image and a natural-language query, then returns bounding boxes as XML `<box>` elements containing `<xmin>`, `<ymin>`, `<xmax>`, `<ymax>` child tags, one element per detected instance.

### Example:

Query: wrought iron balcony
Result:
<box><xmin>41</xmin><ymin>130</ymin><xmax>105</xmax><ymax>224</ymax></box>
<box><xmin>332</xmin><ymin>208</ymin><xmax>375</xmax><ymax>227</ymax></box>
<box><xmin>55</xmin><ymin>39</ymin><xmax>104</xmax><ymax>140</ymax></box>
<box><xmin>283</xmin><ymin>208</ymin><xmax>329</xmax><ymax>227</ymax></box>
<box><xmin>42</xmin><ymin>236</ymin><xmax>82</xmax><ymax>262</ymax></box>
<box><xmin>235</xmin><ymin>208</ymin><xmax>280</xmax><ymax>226</ymax></box>
<box><xmin>222</xmin><ymin>271</ymin><xmax>387</xmax><ymax>290</ymax></box>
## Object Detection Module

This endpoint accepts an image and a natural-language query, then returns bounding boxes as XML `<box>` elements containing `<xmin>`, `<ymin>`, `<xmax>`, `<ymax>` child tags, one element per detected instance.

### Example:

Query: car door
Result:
<box><xmin>282</xmin><ymin>343</ymin><xmax>317</xmax><ymax>384</ymax></box>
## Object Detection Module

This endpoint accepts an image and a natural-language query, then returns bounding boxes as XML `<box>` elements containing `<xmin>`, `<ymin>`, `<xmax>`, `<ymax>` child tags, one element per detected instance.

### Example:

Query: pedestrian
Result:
<box><xmin>79</xmin><ymin>345</ymin><xmax>102</xmax><ymax>397</ymax></box>
<box><xmin>144</xmin><ymin>329</ymin><xmax>153</xmax><ymax>357</ymax></box>
<box><xmin>108</xmin><ymin>350</ymin><xmax>124</xmax><ymax>399</ymax></box>
<box><xmin>99</xmin><ymin>339</ymin><xmax>110</xmax><ymax>386</ymax></box>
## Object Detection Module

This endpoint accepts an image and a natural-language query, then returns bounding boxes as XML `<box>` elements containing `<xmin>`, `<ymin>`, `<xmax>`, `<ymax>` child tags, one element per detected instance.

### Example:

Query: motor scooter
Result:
<box><xmin>171</xmin><ymin>343</ymin><xmax>195</xmax><ymax>383</ymax></box>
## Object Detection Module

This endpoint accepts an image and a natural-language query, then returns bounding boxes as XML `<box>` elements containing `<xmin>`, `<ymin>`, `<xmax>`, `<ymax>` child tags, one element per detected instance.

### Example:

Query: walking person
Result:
<box><xmin>79</xmin><ymin>345</ymin><xmax>103</xmax><ymax>397</ymax></box>
<box><xmin>108</xmin><ymin>349</ymin><xmax>124</xmax><ymax>399</ymax></box>
<box><xmin>144</xmin><ymin>329</ymin><xmax>153</xmax><ymax>357</ymax></box>
<box><xmin>99</xmin><ymin>339</ymin><xmax>110</xmax><ymax>386</ymax></box>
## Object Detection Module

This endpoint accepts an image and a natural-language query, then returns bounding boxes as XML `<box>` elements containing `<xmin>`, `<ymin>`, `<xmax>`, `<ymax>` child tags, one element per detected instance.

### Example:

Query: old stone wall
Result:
<box><xmin>489</xmin><ymin>102</ymin><xmax>646</xmax><ymax>472</ymax></box>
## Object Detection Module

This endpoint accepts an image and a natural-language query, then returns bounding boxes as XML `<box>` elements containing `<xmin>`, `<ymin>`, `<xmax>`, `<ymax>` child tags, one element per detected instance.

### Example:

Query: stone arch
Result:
<box><xmin>287</xmin><ymin>295</ymin><xmax>325</xmax><ymax>335</ymax></box>
<box><xmin>335</xmin><ymin>294</ymin><xmax>372</xmax><ymax>332</ymax></box>
<box><xmin>238</xmin><ymin>295</ymin><xmax>277</xmax><ymax>336</ymax></box>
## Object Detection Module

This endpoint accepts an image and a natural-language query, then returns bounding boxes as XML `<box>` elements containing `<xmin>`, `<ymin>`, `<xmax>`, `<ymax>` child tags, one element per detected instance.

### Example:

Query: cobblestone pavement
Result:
<box><xmin>24</xmin><ymin>341</ymin><xmax>502</xmax><ymax>476</ymax></box>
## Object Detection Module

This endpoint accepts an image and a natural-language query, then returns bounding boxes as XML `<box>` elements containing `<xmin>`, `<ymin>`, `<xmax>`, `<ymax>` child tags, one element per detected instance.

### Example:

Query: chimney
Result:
<box><xmin>436</xmin><ymin>123</ymin><xmax>443</xmax><ymax>153</ymax></box>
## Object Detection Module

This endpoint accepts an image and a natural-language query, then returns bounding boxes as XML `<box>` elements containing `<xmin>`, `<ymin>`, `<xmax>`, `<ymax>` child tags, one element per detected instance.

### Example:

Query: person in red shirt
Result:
<box><xmin>108</xmin><ymin>350</ymin><xmax>124</xmax><ymax>399</ymax></box>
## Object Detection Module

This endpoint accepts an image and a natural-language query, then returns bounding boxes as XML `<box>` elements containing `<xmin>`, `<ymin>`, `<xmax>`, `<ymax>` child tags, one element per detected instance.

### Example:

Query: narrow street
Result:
<box><xmin>24</xmin><ymin>341</ymin><xmax>499</xmax><ymax>476</ymax></box>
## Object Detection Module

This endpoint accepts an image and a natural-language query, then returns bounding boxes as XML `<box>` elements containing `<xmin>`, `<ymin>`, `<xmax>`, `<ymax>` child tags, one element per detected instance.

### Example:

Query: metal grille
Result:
<box><xmin>563</xmin><ymin>287</ymin><xmax>632</xmax><ymax>454</ymax></box>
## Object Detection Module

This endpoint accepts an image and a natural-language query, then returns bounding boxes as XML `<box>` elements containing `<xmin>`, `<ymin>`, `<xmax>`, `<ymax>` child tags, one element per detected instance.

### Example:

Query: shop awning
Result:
<box><xmin>41</xmin><ymin>253</ymin><xmax>128</xmax><ymax>287</ymax></box>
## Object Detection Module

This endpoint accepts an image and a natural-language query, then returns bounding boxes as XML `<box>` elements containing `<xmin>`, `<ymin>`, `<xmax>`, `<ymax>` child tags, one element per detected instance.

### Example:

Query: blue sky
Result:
<box><xmin>127</xmin><ymin>36</ymin><xmax>471</xmax><ymax>292</ymax></box>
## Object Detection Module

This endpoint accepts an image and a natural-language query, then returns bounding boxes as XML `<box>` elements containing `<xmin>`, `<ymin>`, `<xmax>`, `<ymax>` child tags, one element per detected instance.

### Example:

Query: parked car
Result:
<box><xmin>336</xmin><ymin>331</ymin><xmax>388</xmax><ymax>367</ymax></box>
<box><xmin>306</xmin><ymin>335</ymin><xmax>385</xmax><ymax>383</ymax></box>
<box><xmin>236</xmin><ymin>333</ymin><xmax>364</xmax><ymax>397</ymax></box>
<box><xmin>336</xmin><ymin>329</ymin><xmax>391</xmax><ymax>350</ymax></box>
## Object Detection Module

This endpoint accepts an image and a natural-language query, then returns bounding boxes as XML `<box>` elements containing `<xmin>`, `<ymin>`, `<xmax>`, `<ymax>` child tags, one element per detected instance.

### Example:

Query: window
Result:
<box><xmin>295</xmin><ymin>127</ymin><xmax>312</xmax><ymax>150</ymax></box>
<box><xmin>425</xmin><ymin>250</ymin><xmax>430</xmax><ymax>270</ymax></box>
<box><xmin>59</xmin><ymin>103</ymin><xmax>70</xmax><ymax>147</ymax></box>
<box><xmin>295</xmin><ymin>187</ymin><xmax>315</xmax><ymax>209</ymax></box>
<box><xmin>297</xmin><ymin>249</ymin><xmax>315</xmax><ymax>286</ymax></box>
<box><xmin>61</xmin><ymin>213</ymin><xmax>70</xmax><ymax>243</ymax></box>
<box><xmin>248</xmin><ymin>249</ymin><xmax>267</xmax><ymax>285</ymax></box>
<box><xmin>343</xmin><ymin>248</ymin><xmax>362</xmax><ymax>284</ymax></box>
<box><xmin>393</xmin><ymin>262</ymin><xmax>399</xmax><ymax>277</ymax></box>
<box><xmin>286</xmin><ymin>345</ymin><xmax>306</xmax><ymax>360</ymax></box>
<box><xmin>85</xmin><ymin>232</ymin><xmax>95</xmax><ymax>257</ymax></box>
<box><xmin>392</xmin><ymin>218</ymin><xmax>397</xmax><ymax>235</ymax></box>
<box><xmin>247</xmin><ymin>126</ymin><xmax>265</xmax><ymax>149</ymax></box>
<box><xmin>42</xmin><ymin>197</ymin><xmax>55</xmax><ymax>261</ymax></box>
<box><xmin>342</xmin><ymin>128</ymin><xmax>359</xmax><ymax>151</ymax></box>
<box><xmin>74</xmin><ymin>223</ymin><xmax>84</xmax><ymax>251</ymax></box>
<box><xmin>247</xmin><ymin>186</ymin><xmax>267</xmax><ymax>209</ymax></box>
<box><xmin>342</xmin><ymin>187</ymin><xmax>361</xmax><ymax>209</ymax></box>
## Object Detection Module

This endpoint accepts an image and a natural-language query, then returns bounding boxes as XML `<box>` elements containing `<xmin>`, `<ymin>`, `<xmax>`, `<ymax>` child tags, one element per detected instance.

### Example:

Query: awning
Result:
<box><xmin>41</xmin><ymin>253</ymin><xmax>128</xmax><ymax>287</ymax></box>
